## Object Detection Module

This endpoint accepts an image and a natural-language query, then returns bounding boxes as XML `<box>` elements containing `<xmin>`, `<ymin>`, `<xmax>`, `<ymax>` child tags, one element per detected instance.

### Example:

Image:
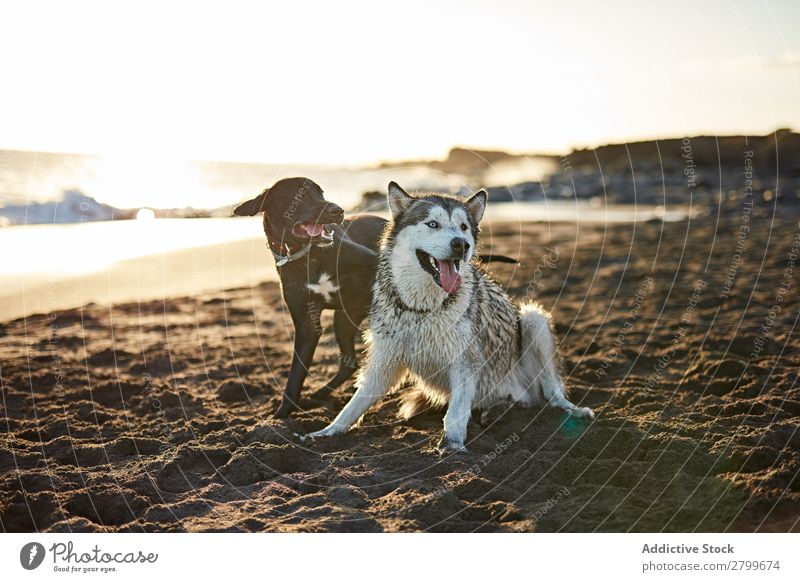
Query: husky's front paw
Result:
<box><xmin>298</xmin><ymin>425</ymin><xmax>345</xmax><ymax>442</ymax></box>
<box><xmin>436</xmin><ymin>435</ymin><xmax>468</xmax><ymax>454</ymax></box>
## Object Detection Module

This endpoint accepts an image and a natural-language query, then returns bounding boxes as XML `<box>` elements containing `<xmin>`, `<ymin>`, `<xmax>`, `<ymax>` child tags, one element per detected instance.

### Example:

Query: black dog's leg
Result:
<box><xmin>323</xmin><ymin>309</ymin><xmax>366</xmax><ymax>392</ymax></box>
<box><xmin>274</xmin><ymin>320</ymin><xmax>321</xmax><ymax>418</ymax></box>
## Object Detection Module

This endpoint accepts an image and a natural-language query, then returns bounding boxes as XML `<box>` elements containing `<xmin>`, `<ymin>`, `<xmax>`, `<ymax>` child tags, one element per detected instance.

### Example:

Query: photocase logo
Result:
<box><xmin>20</xmin><ymin>542</ymin><xmax>46</xmax><ymax>570</ymax></box>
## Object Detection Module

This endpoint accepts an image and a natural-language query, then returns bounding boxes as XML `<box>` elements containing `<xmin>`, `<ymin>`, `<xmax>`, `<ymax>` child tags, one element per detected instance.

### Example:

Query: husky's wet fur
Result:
<box><xmin>305</xmin><ymin>182</ymin><xmax>593</xmax><ymax>451</ymax></box>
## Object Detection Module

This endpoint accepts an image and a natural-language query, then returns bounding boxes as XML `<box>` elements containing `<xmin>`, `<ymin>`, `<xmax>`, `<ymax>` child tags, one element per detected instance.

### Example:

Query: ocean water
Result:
<box><xmin>1</xmin><ymin>201</ymin><xmax>686</xmax><ymax>276</ymax></box>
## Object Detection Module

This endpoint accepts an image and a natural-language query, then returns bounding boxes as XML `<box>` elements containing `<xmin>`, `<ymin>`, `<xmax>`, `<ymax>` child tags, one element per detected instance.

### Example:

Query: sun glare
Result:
<box><xmin>136</xmin><ymin>208</ymin><xmax>156</xmax><ymax>221</ymax></box>
<box><xmin>91</xmin><ymin>156</ymin><xmax>206</xmax><ymax>208</ymax></box>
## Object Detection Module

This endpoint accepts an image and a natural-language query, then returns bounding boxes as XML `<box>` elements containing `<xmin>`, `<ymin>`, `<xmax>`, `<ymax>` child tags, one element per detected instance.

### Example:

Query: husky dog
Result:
<box><xmin>304</xmin><ymin>182</ymin><xmax>593</xmax><ymax>451</ymax></box>
<box><xmin>234</xmin><ymin>177</ymin><xmax>516</xmax><ymax>418</ymax></box>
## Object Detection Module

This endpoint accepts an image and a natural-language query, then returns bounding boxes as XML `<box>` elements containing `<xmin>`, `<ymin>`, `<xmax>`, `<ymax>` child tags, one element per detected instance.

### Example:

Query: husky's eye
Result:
<box><xmin>426</xmin><ymin>221</ymin><xmax>439</xmax><ymax>228</ymax></box>
<box><xmin>460</xmin><ymin>224</ymin><xmax>468</xmax><ymax>231</ymax></box>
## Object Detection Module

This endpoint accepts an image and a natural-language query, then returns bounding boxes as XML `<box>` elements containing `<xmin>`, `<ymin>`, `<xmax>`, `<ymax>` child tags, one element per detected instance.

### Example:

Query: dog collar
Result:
<box><xmin>268</xmin><ymin>240</ymin><xmax>313</xmax><ymax>267</ymax></box>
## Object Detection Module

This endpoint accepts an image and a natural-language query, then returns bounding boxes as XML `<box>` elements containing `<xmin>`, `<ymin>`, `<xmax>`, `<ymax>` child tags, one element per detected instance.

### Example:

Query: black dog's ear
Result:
<box><xmin>387</xmin><ymin>181</ymin><xmax>414</xmax><ymax>217</ymax></box>
<box><xmin>233</xmin><ymin>188</ymin><xmax>269</xmax><ymax>216</ymax></box>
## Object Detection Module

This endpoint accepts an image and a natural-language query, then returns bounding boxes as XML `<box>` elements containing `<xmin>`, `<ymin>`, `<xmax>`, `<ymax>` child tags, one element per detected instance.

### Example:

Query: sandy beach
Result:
<box><xmin>1</xmin><ymin>210</ymin><xmax>798</xmax><ymax>532</ymax></box>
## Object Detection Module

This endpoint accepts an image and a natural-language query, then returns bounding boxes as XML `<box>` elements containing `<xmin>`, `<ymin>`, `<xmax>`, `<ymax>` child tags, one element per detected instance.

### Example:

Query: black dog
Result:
<box><xmin>234</xmin><ymin>177</ymin><xmax>383</xmax><ymax>418</ymax></box>
<box><xmin>234</xmin><ymin>177</ymin><xmax>516</xmax><ymax>418</ymax></box>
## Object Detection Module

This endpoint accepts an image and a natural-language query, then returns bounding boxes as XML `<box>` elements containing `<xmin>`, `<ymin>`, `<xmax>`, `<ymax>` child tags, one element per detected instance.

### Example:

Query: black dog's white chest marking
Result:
<box><xmin>306</xmin><ymin>272</ymin><xmax>339</xmax><ymax>302</ymax></box>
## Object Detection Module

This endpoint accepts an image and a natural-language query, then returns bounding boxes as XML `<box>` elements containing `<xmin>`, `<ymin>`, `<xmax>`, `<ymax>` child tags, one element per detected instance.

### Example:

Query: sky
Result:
<box><xmin>1</xmin><ymin>0</ymin><xmax>799</xmax><ymax>166</ymax></box>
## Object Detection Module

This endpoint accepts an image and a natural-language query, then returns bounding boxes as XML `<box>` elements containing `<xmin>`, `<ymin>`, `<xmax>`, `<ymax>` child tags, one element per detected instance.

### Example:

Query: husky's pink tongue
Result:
<box><xmin>304</xmin><ymin>223</ymin><xmax>324</xmax><ymax>237</ymax></box>
<box><xmin>436</xmin><ymin>259</ymin><xmax>462</xmax><ymax>294</ymax></box>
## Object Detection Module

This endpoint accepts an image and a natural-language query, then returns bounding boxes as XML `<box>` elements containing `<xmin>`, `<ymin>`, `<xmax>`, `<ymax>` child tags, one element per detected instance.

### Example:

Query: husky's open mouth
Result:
<box><xmin>292</xmin><ymin>222</ymin><xmax>335</xmax><ymax>244</ymax></box>
<box><xmin>416</xmin><ymin>249</ymin><xmax>462</xmax><ymax>294</ymax></box>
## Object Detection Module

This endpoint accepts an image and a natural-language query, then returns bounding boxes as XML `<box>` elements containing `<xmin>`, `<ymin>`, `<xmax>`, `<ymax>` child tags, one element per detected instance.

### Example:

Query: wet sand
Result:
<box><xmin>1</xmin><ymin>212</ymin><xmax>798</xmax><ymax>532</ymax></box>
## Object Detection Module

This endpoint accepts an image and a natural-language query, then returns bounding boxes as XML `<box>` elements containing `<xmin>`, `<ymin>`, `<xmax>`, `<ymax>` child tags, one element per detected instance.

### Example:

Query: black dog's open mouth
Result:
<box><xmin>416</xmin><ymin>249</ymin><xmax>462</xmax><ymax>294</ymax></box>
<box><xmin>292</xmin><ymin>222</ymin><xmax>335</xmax><ymax>243</ymax></box>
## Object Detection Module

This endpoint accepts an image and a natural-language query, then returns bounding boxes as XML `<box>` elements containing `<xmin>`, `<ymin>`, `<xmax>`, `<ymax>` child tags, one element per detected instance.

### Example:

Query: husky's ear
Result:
<box><xmin>233</xmin><ymin>188</ymin><xmax>269</xmax><ymax>216</ymax></box>
<box><xmin>467</xmin><ymin>189</ymin><xmax>487</xmax><ymax>223</ymax></box>
<box><xmin>387</xmin><ymin>181</ymin><xmax>414</xmax><ymax>217</ymax></box>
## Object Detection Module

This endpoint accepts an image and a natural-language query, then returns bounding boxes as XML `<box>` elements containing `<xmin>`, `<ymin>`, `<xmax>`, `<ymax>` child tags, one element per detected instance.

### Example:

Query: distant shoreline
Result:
<box><xmin>2</xmin><ymin>130</ymin><xmax>797</xmax><ymax>223</ymax></box>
